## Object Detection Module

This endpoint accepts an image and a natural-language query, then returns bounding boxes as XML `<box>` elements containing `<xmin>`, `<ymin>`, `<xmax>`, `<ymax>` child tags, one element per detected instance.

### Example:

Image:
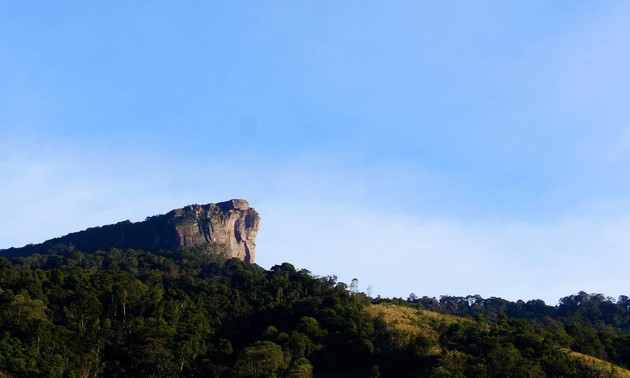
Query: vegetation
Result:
<box><xmin>0</xmin><ymin>246</ymin><xmax>628</xmax><ymax>377</ymax></box>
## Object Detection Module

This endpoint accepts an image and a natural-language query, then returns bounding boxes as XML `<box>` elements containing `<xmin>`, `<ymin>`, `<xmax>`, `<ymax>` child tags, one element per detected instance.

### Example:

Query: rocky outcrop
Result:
<box><xmin>166</xmin><ymin>199</ymin><xmax>260</xmax><ymax>262</ymax></box>
<box><xmin>0</xmin><ymin>199</ymin><xmax>261</xmax><ymax>262</ymax></box>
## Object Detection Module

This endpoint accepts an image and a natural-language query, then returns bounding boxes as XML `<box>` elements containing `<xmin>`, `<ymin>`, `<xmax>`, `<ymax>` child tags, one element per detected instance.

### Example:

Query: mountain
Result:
<box><xmin>0</xmin><ymin>200</ymin><xmax>628</xmax><ymax>376</ymax></box>
<box><xmin>0</xmin><ymin>199</ymin><xmax>260</xmax><ymax>262</ymax></box>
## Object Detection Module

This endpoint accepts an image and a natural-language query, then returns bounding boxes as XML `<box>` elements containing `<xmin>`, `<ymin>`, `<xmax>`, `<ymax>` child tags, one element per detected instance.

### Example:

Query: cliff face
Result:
<box><xmin>165</xmin><ymin>199</ymin><xmax>260</xmax><ymax>262</ymax></box>
<box><xmin>0</xmin><ymin>199</ymin><xmax>260</xmax><ymax>263</ymax></box>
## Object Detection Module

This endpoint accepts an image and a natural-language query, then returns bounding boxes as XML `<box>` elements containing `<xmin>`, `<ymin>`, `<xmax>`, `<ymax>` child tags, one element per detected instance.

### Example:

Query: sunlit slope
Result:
<box><xmin>565</xmin><ymin>350</ymin><xmax>630</xmax><ymax>378</ymax></box>
<box><xmin>364</xmin><ymin>303</ymin><xmax>630</xmax><ymax>377</ymax></box>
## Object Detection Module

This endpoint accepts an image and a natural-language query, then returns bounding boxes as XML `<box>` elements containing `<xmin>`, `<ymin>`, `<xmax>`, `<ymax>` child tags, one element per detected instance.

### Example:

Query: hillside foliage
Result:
<box><xmin>0</xmin><ymin>246</ymin><xmax>628</xmax><ymax>377</ymax></box>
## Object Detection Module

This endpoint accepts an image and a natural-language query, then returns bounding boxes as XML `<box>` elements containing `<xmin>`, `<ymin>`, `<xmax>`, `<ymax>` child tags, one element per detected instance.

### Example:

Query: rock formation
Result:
<box><xmin>0</xmin><ymin>199</ymin><xmax>260</xmax><ymax>262</ymax></box>
<box><xmin>167</xmin><ymin>199</ymin><xmax>260</xmax><ymax>262</ymax></box>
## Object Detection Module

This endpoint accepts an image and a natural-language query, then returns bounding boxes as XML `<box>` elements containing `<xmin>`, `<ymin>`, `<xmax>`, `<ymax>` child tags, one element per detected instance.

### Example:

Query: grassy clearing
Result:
<box><xmin>564</xmin><ymin>349</ymin><xmax>630</xmax><ymax>378</ymax></box>
<box><xmin>363</xmin><ymin>303</ymin><xmax>470</xmax><ymax>356</ymax></box>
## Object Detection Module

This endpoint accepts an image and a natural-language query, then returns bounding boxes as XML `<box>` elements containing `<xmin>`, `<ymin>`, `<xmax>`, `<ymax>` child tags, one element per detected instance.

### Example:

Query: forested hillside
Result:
<box><xmin>0</xmin><ymin>246</ymin><xmax>628</xmax><ymax>377</ymax></box>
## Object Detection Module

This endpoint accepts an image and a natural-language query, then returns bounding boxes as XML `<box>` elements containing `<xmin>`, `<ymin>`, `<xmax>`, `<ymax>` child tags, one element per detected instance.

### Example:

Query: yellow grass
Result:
<box><xmin>564</xmin><ymin>349</ymin><xmax>630</xmax><ymax>378</ymax></box>
<box><xmin>363</xmin><ymin>303</ymin><xmax>454</xmax><ymax>355</ymax></box>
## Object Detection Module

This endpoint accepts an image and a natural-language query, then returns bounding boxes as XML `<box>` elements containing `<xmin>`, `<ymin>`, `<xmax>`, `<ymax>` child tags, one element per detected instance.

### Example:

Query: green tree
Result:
<box><xmin>286</xmin><ymin>358</ymin><xmax>313</xmax><ymax>378</ymax></box>
<box><xmin>236</xmin><ymin>341</ymin><xmax>286</xmax><ymax>377</ymax></box>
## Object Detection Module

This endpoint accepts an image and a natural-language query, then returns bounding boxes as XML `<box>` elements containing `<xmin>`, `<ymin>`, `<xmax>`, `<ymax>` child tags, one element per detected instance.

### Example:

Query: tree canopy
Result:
<box><xmin>0</xmin><ymin>246</ymin><xmax>628</xmax><ymax>377</ymax></box>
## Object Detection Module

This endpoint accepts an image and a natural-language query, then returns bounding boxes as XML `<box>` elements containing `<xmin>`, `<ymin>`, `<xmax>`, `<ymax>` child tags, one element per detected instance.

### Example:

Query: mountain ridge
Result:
<box><xmin>0</xmin><ymin>199</ymin><xmax>260</xmax><ymax>262</ymax></box>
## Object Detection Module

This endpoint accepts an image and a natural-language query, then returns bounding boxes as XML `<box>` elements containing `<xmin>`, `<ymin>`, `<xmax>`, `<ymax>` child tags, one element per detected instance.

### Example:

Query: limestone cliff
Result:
<box><xmin>0</xmin><ymin>199</ymin><xmax>260</xmax><ymax>262</ymax></box>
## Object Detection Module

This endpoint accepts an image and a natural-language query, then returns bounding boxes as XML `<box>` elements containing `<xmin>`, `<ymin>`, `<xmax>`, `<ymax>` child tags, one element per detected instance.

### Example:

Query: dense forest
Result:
<box><xmin>0</xmin><ymin>246</ymin><xmax>629</xmax><ymax>377</ymax></box>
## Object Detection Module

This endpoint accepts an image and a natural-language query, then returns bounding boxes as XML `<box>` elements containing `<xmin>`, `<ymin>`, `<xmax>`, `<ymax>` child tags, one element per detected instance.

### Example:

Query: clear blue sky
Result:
<box><xmin>2</xmin><ymin>1</ymin><xmax>630</xmax><ymax>304</ymax></box>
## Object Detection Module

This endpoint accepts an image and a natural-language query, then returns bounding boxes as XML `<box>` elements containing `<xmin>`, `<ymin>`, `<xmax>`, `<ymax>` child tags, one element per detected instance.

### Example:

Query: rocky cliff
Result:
<box><xmin>0</xmin><ymin>199</ymin><xmax>260</xmax><ymax>262</ymax></box>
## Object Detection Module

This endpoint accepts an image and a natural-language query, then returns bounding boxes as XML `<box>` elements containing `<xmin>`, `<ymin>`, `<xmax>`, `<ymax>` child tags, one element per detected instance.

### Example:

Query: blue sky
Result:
<box><xmin>2</xmin><ymin>1</ymin><xmax>630</xmax><ymax>304</ymax></box>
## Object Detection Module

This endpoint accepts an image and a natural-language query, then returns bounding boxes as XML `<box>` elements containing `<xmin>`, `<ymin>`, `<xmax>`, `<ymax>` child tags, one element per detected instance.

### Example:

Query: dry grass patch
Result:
<box><xmin>364</xmin><ymin>304</ymin><xmax>447</xmax><ymax>355</ymax></box>
<box><xmin>564</xmin><ymin>349</ymin><xmax>630</xmax><ymax>378</ymax></box>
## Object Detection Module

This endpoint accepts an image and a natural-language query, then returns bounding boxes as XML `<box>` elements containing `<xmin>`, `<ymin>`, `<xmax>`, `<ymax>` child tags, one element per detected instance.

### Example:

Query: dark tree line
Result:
<box><xmin>0</xmin><ymin>246</ymin><xmax>628</xmax><ymax>377</ymax></box>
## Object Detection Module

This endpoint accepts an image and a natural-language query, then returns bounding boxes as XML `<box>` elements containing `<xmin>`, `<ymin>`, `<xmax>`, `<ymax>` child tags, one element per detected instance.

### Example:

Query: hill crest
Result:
<box><xmin>0</xmin><ymin>199</ymin><xmax>260</xmax><ymax>262</ymax></box>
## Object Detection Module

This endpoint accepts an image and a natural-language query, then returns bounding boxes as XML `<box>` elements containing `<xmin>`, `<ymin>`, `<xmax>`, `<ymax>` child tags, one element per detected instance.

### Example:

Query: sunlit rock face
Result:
<box><xmin>168</xmin><ymin>199</ymin><xmax>260</xmax><ymax>262</ymax></box>
<box><xmin>1</xmin><ymin>199</ymin><xmax>261</xmax><ymax>263</ymax></box>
